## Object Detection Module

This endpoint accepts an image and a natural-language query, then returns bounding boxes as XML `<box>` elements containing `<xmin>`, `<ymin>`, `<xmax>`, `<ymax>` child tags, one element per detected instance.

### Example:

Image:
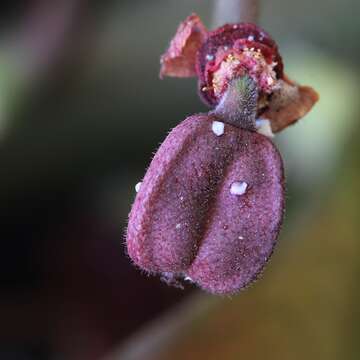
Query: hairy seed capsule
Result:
<box><xmin>126</xmin><ymin>114</ymin><xmax>284</xmax><ymax>295</ymax></box>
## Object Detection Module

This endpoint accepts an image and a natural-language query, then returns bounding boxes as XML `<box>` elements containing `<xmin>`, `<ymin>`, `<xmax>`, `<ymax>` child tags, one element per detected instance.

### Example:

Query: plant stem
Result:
<box><xmin>212</xmin><ymin>76</ymin><xmax>258</xmax><ymax>131</ymax></box>
<box><xmin>212</xmin><ymin>0</ymin><xmax>260</xmax><ymax>27</ymax></box>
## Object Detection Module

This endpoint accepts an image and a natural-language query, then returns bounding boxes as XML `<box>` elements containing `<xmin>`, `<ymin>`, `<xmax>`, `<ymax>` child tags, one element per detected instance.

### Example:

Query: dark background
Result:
<box><xmin>1</xmin><ymin>1</ymin><xmax>359</xmax><ymax>359</ymax></box>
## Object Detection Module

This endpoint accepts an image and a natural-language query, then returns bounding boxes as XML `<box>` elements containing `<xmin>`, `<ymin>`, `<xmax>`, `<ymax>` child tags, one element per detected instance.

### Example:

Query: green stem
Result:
<box><xmin>212</xmin><ymin>76</ymin><xmax>258</xmax><ymax>131</ymax></box>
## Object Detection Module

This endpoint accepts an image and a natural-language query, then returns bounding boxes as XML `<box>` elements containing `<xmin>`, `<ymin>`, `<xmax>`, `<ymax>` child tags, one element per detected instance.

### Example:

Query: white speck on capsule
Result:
<box><xmin>230</xmin><ymin>181</ymin><xmax>248</xmax><ymax>196</ymax></box>
<box><xmin>135</xmin><ymin>182</ymin><xmax>142</xmax><ymax>192</ymax></box>
<box><xmin>206</xmin><ymin>54</ymin><xmax>214</xmax><ymax>61</ymax></box>
<box><xmin>179</xmin><ymin>196</ymin><xmax>184</xmax><ymax>201</ymax></box>
<box><xmin>255</xmin><ymin>118</ymin><xmax>274</xmax><ymax>138</ymax></box>
<box><xmin>212</xmin><ymin>121</ymin><xmax>225</xmax><ymax>136</ymax></box>
<box><xmin>176</xmin><ymin>223</ymin><xmax>181</xmax><ymax>229</ymax></box>
<box><xmin>238</xmin><ymin>236</ymin><xmax>244</xmax><ymax>240</ymax></box>
<box><xmin>248</xmin><ymin>35</ymin><xmax>255</xmax><ymax>41</ymax></box>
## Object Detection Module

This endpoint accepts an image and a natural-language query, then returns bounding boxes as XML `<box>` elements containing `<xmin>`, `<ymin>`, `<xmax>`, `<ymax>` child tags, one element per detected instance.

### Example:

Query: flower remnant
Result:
<box><xmin>160</xmin><ymin>14</ymin><xmax>318</xmax><ymax>133</ymax></box>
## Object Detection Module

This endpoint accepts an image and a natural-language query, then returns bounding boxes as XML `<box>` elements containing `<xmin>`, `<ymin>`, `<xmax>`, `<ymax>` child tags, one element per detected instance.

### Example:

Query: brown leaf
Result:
<box><xmin>160</xmin><ymin>13</ymin><xmax>207</xmax><ymax>78</ymax></box>
<box><xmin>263</xmin><ymin>77</ymin><xmax>319</xmax><ymax>133</ymax></box>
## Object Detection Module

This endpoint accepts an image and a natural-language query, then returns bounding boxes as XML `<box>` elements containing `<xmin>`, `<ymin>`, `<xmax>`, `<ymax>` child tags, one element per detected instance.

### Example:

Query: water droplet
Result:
<box><xmin>212</xmin><ymin>121</ymin><xmax>224</xmax><ymax>136</ymax></box>
<box><xmin>135</xmin><ymin>182</ymin><xmax>142</xmax><ymax>192</ymax></box>
<box><xmin>206</xmin><ymin>54</ymin><xmax>214</xmax><ymax>61</ymax></box>
<box><xmin>230</xmin><ymin>181</ymin><xmax>248</xmax><ymax>196</ymax></box>
<box><xmin>255</xmin><ymin>119</ymin><xmax>274</xmax><ymax>138</ymax></box>
<box><xmin>248</xmin><ymin>35</ymin><xmax>255</xmax><ymax>41</ymax></box>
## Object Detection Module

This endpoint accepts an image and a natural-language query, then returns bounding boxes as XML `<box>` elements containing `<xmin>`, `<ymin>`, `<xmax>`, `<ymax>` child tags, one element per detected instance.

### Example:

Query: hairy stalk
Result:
<box><xmin>212</xmin><ymin>76</ymin><xmax>258</xmax><ymax>131</ymax></box>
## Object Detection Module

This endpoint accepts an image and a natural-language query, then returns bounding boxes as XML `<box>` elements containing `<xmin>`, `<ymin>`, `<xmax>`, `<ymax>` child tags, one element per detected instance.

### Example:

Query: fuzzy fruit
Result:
<box><xmin>127</xmin><ymin>114</ymin><xmax>284</xmax><ymax>294</ymax></box>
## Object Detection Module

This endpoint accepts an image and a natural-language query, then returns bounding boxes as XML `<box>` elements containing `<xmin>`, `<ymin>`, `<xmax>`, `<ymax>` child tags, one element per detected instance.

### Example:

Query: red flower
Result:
<box><xmin>160</xmin><ymin>14</ymin><xmax>318</xmax><ymax>132</ymax></box>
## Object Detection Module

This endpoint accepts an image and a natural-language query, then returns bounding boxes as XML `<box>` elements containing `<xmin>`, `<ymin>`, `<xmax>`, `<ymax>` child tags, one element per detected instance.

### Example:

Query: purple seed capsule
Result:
<box><xmin>126</xmin><ymin>114</ymin><xmax>284</xmax><ymax>295</ymax></box>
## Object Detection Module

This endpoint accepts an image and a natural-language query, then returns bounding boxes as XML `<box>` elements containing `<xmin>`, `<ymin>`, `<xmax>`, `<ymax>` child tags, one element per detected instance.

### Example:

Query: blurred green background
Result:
<box><xmin>1</xmin><ymin>0</ymin><xmax>359</xmax><ymax>359</ymax></box>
